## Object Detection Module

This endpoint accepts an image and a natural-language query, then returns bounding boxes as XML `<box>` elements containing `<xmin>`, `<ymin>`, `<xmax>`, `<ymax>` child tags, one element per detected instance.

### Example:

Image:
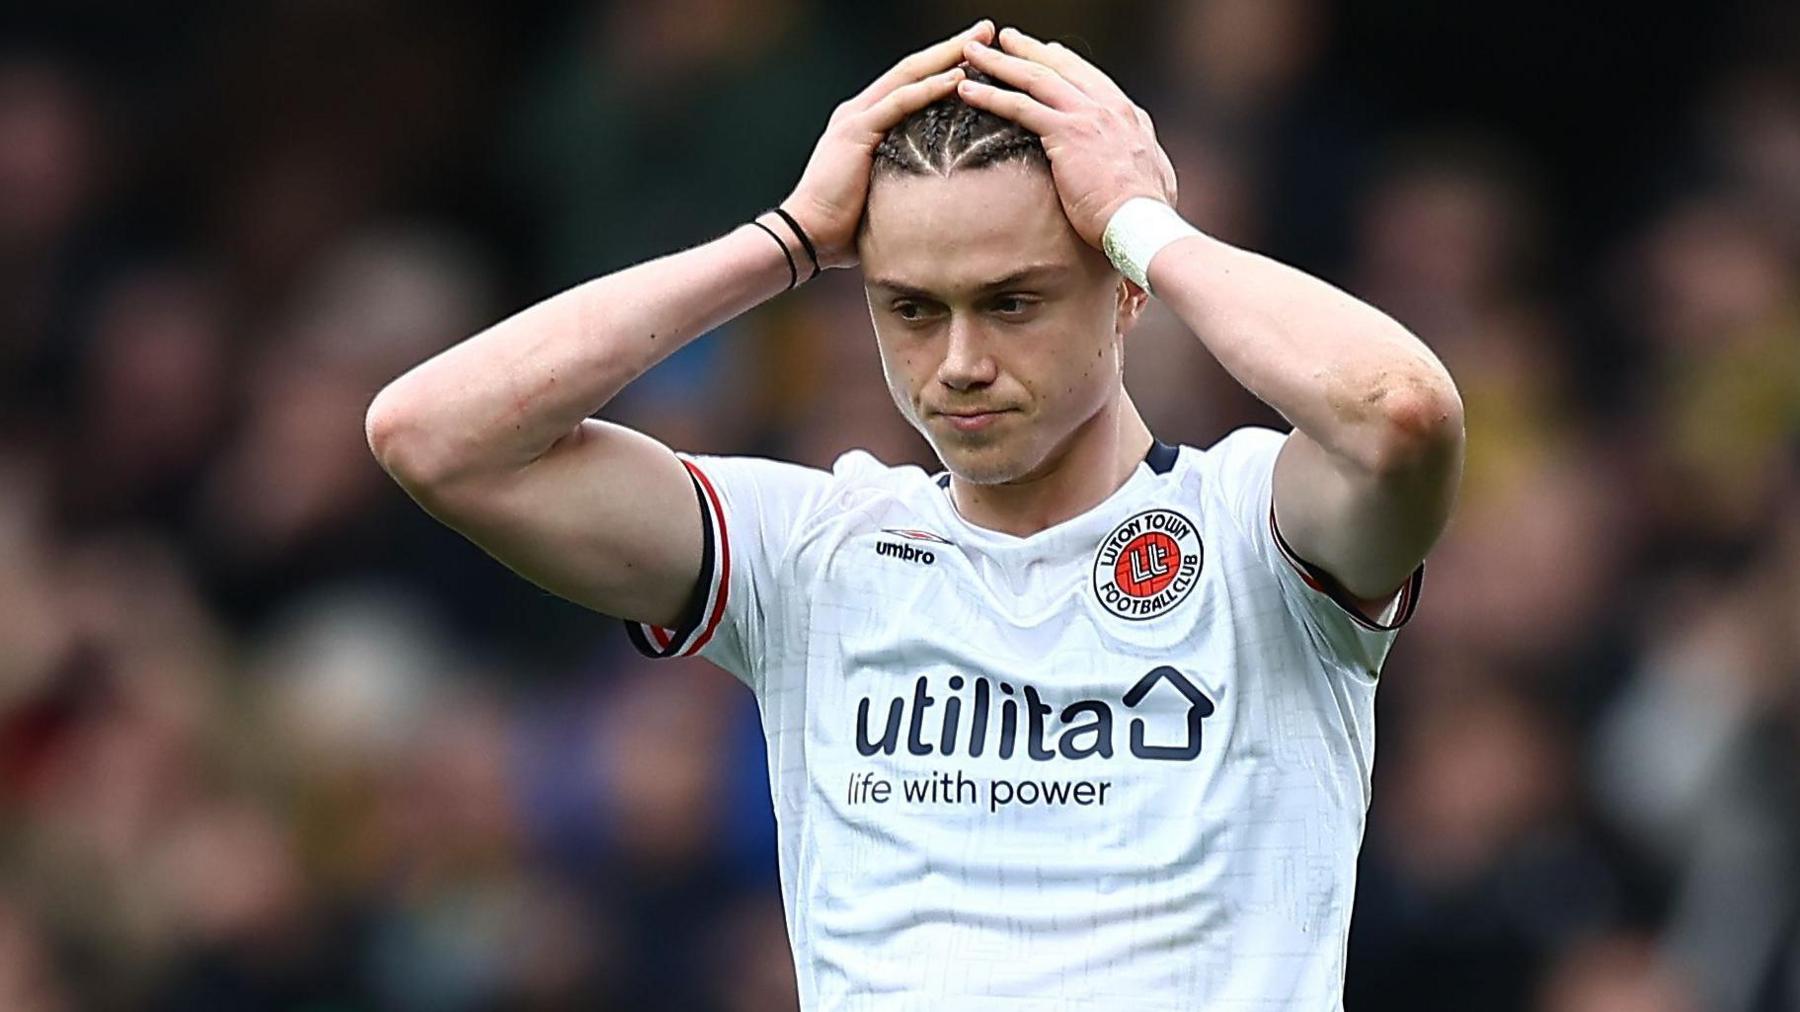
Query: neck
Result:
<box><xmin>948</xmin><ymin>394</ymin><xmax>1155</xmax><ymax>537</ymax></box>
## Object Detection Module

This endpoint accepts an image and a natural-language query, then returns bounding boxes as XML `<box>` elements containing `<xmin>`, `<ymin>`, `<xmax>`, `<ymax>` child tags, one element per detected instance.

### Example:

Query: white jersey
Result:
<box><xmin>626</xmin><ymin>426</ymin><xmax>1420</xmax><ymax>1011</ymax></box>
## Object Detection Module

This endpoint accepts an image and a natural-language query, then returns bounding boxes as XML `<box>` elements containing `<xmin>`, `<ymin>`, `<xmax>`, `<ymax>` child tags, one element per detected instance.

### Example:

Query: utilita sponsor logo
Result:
<box><xmin>875</xmin><ymin>541</ymin><xmax>935</xmax><ymax>565</ymax></box>
<box><xmin>855</xmin><ymin>667</ymin><xmax>1216</xmax><ymax>762</ymax></box>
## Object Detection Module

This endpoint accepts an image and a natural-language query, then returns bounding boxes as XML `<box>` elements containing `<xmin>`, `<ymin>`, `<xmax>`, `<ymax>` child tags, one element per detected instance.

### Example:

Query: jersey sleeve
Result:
<box><xmin>1206</xmin><ymin>425</ymin><xmax>1423</xmax><ymax>677</ymax></box>
<box><xmin>622</xmin><ymin>453</ymin><xmax>831</xmax><ymax>691</ymax></box>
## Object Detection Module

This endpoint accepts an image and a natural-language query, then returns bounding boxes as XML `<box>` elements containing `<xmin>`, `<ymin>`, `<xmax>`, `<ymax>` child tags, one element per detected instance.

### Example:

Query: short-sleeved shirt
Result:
<box><xmin>626</xmin><ymin>426</ymin><xmax>1421</xmax><ymax>1011</ymax></box>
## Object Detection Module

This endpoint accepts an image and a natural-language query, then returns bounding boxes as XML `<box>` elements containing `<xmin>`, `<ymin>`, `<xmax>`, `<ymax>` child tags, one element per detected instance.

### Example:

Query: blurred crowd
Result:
<box><xmin>2</xmin><ymin>1</ymin><xmax>1797</xmax><ymax>1010</ymax></box>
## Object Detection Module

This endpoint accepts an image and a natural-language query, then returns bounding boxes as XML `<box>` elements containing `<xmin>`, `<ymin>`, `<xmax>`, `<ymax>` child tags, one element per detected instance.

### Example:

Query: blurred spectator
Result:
<box><xmin>0</xmin><ymin>54</ymin><xmax>106</xmax><ymax>417</ymax></box>
<box><xmin>509</xmin><ymin>0</ymin><xmax>864</xmax><ymax>285</ymax></box>
<box><xmin>1537</xmin><ymin>935</ymin><xmax>1699</xmax><ymax>1012</ymax></box>
<box><xmin>59</xmin><ymin>263</ymin><xmax>231</xmax><ymax>530</ymax></box>
<box><xmin>1349</xmin><ymin>682</ymin><xmax>1628</xmax><ymax>1012</ymax></box>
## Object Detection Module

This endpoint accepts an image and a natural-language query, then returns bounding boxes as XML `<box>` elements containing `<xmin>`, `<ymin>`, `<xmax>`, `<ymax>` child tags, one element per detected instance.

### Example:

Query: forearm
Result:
<box><xmin>367</xmin><ymin>215</ymin><xmax>793</xmax><ymax>487</ymax></box>
<box><xmin>1148</xmin><ymin>232</ymin><xmax>1461</xmax><ymax>473</ymax></box>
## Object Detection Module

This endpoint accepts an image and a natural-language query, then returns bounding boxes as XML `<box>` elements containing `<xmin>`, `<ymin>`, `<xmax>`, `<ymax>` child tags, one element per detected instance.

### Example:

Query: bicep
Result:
<box><xmin>411</xmin><ymin>419</ymin><xmax>704</xmax><ymax>628</ymax></box>
<box><xmin>1270</xmin><ymin>426</ymin><xmax>1461</xmax><ymax>605</ymax></box>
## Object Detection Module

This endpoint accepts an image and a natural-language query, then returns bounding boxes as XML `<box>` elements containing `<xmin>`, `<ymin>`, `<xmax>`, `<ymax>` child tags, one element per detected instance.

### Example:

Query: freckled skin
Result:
<box><xmin>858</xmin><ymin>164</ymin><xmax>1141</xmax><ymax>486</ymax></box>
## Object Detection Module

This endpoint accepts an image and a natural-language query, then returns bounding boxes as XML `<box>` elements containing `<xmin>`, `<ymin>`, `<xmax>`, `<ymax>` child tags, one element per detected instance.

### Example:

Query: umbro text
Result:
<box><xmin>875</xmin><ymin>541</ymin><xmax>935</xmax><ymax>565</ymax></box>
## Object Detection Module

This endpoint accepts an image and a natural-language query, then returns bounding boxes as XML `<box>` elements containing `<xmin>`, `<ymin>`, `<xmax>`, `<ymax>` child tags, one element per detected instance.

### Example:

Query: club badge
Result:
<box><xmin>1093</xmin><ymin>508</ymin><xmax>1203</xmax><ymax>620</ymax></box>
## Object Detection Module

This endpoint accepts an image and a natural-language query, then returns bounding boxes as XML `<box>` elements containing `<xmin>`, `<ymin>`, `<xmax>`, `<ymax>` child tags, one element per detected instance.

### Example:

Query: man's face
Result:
<box><xmin>858</xmin><ymin>163</ymin><xmax>1143</xmax><ymax>485</ymax></box>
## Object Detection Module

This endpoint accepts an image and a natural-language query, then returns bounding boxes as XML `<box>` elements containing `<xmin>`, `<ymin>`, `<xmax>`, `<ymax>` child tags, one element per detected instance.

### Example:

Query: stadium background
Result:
<box><xmin>2</xmin><ymin>0</ymin><xmax>1797</xmax><ymax>1009</ymax></box>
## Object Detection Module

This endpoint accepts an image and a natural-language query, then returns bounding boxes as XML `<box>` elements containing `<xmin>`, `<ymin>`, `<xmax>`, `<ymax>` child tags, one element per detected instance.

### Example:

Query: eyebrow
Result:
<box><xmin>865</xmin><ymin>263</ymin><xmax>1071</xmax><ymax>300</ymax></box>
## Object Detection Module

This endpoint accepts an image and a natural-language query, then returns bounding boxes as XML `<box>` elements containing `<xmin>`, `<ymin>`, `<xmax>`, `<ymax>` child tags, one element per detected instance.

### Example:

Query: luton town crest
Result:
<box><xmin>1093</xmin><ymin>509</ymin><xmax>1203</xmax><ymax>620</ymax></box>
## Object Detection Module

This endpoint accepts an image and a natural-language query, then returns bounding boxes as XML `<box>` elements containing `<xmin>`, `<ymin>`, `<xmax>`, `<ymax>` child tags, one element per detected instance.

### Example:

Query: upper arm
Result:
<box><xmin>1270</xmin><ymin>397</ymin><xmax>1465</xmax><ymax>608</ymax></box>
<box><xmin>396</xmin><ymin>418</ymin><xmax>706</xmax><ymax>629</ymax></box>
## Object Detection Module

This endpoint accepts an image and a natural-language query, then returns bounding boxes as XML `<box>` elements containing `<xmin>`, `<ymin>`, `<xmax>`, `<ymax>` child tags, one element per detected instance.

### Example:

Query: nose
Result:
<box><xmin>936</xmin><ymin>312</ymin><xmax>997</xmax><ymax>391</ymax></box>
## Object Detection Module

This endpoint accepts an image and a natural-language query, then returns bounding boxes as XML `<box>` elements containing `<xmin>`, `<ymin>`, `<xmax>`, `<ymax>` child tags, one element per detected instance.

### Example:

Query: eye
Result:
<box><xmin>891</xmin><ymin>300</ymin><xmax>941</xmax><ymax>323</ymax></box>
<box><xmin>991</xmin><ymin>294</ymin><xmax>1039</xmax><ymax>317</ymax></box>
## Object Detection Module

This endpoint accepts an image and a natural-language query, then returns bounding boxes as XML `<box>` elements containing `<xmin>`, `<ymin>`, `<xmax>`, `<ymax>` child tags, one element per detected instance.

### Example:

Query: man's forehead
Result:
<box><xmin>860</xmin><ymin>167</ymin><xmax>1087</xmax><ymax>293</ymax></box>
<box><xmin>865</xmin><ymin>262</ymin><xmax>1073</xmax><ymax>299</ymax></box>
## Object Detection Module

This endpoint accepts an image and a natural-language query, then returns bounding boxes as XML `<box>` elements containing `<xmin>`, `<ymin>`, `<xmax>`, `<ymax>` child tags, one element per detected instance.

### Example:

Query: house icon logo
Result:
<box><xmin>1122</xmin><ymin>666</ymin><xmax>1216</xmax><ymax>761</ymax></box>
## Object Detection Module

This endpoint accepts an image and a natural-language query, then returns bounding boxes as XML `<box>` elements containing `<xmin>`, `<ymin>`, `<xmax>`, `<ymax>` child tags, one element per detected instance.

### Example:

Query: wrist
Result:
<box><xmin>770</xmin><ymin>204</ymin><xmax>824</xmax><ymax>279</ymax></box>
<box><xmin>1100</xmin><ymin>197</ymin><xmax>1202</xmax><ymax>296</ymax></box>
<box><xmin>747</xmin><ymin>212</ymin><xmax>801</xmax><ymax>291</ymax></box>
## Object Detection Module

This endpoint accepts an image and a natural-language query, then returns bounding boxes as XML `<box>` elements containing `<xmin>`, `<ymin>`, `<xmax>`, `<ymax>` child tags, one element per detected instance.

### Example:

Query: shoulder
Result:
<box><xmin>681</xmin><ymin>447</ymin><xmax>938</xmax><ymax>528</ymax></box>
<box><xmin>1154</xmin><ymin>427</ymin><xmax>1297</xmax><ymax>550</ymax></box>
<box><xmin>1152</xmin><ymin>425</ymin><xmax>1291</xmax><ymax>499</ymax></box>
<box><xmin>817</xmin><ymin>448</ymin><xmax>944</xmax><ymax>520</ymax></box>
<box><xmin>1189</xmin><ymin>425</ymin><xmax>1289</xmax><ymax>473</ymax></box>
<box><xmin>825</xmin><ymin>448</ymin><xmax>932</xmax><ymax>488</ymax></box>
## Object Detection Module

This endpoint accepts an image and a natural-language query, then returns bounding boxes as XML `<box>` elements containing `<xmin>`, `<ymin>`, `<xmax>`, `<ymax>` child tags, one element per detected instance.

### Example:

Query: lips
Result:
<box><xmin>935</xmin><ymin>407</ymin><xmax>1014</xmax><ymax>432</ymax></box>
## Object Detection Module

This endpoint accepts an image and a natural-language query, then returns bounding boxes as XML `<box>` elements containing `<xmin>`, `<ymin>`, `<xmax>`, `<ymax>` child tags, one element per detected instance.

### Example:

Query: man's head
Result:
<box><xmin>857</xmin><ymin>69</ymin><xmax>1148</xmax><ymax>486</ymax></box>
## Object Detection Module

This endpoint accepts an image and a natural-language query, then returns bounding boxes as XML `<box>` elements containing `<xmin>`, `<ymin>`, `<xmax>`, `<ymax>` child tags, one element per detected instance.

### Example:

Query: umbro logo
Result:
<box><xmin>874</xmin><ymin>526</ymin><xmax>950</xmax><ymax>566</ymax></box>
<box><xmin>875</xmin><ymin>541</ymin><xmax>936</xmax><ymax>566</ymax></box>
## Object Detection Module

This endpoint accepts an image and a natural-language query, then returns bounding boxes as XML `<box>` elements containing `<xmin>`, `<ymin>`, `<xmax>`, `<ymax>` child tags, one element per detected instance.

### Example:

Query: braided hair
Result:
<box><xmin>870</xmin><ymin>67</ymin><xmax>1048</xmax><ymax>180</ymax></box>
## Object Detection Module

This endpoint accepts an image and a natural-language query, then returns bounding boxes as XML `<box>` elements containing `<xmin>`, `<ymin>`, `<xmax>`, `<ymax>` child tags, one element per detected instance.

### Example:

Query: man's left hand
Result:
<box><xmin>957</xmin><ymin>27</ymin><xmax>1179</xmax><ymax>251</ymax></box>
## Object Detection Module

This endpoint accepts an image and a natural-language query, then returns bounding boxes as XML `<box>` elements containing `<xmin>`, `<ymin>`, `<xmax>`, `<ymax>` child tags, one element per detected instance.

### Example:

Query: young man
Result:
<box><xmin>366</xmin><ymin>20</ymin><xmax>1464</xmax><ymax>1010</ymax></box>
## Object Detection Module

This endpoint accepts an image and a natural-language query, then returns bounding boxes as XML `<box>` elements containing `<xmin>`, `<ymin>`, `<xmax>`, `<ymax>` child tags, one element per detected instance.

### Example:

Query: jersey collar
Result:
<box><xmin>934</xmin><ymin>436</ymin><xmax>1178</xmax><ymax>489</ymax></box>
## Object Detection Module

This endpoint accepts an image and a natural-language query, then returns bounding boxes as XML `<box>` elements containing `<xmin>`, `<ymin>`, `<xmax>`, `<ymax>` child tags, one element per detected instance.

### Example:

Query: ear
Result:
<box><xmin>1113</xmin><ymin>277</ymin><xmax>1150</xmax><ymax>338</ymax></box>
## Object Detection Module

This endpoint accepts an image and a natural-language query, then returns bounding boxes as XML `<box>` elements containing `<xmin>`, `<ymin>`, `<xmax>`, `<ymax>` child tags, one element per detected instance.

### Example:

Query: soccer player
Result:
<box><xmin>366</xmin><ymin>20</ymin><xmax>1464</xmax><ymax>1010</ymax></box>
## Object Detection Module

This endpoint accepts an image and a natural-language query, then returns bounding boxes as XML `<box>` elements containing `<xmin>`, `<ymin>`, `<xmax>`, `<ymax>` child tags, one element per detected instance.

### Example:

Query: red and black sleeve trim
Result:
<box><xmin>1268</xmin><ymin>505</ymin><xmax>1422</xmax><ymax>632</ymax></box>
<box><xmin>625</xmin><ymin>459</ymin><xmax>732</xmax><ymax>658</ymax></box>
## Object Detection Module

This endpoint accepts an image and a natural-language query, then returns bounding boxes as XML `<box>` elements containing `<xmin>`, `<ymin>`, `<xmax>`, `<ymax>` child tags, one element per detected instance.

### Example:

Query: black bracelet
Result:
<box><xmin>771</xmin><ymin>206</ymin><xmax>822</xmax><ymax>280</ymax></box>
<box><xmin>750</xmin><ymin>218</ymin><xmax>798</xmax><ymax>290</ymax></box>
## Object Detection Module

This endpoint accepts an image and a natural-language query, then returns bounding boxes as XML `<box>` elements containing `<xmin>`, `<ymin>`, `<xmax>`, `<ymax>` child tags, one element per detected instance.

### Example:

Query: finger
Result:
<box><xmin>961</xmin><ymin>39</ymin><xmax>1087</xmax><ymax>111</ymax></box>
<box><xmin>996</xmin><ymin>26</ymin><xmax>1125</xmax><ymax>106</ymax></box>
<box><xmin>953</xmin><ymin>76</ymin><xmax>1061</xmax><ymax>136</ymax></box>
<box><xmin>856</xmin><ymin>67</ymin><xmax>966</xmax><ymax>136</ymax></box>
<box><xmin>850</xmin><ymin>19</ymin><xmax>995</xmax><ymax>112</ymax></box>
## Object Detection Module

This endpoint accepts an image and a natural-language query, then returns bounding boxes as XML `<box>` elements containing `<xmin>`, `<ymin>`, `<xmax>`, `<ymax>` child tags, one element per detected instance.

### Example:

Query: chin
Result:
<box><xmin>933</xmin><ymin>436</ymin><xmax>1035</xmax><ymax>486</ymax></box>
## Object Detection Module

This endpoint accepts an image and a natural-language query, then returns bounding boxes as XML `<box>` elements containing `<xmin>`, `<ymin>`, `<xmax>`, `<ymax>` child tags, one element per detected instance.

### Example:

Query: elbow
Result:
<box><xmin>365</xmin><ymin>380</ymin><xmax>459</xmax><ymax>494</ymax></box>
<box><xmin>1364</xmin><ymin>373</ymin><xmax>1465</xmax><ymax>480</ymax></box>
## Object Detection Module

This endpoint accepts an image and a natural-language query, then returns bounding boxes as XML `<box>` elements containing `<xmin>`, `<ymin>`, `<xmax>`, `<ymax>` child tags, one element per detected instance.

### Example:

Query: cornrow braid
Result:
<box><xmin>871</xmin><ymin>67</ymin><xmax>1048</xmax><ymax>179</ymax></box>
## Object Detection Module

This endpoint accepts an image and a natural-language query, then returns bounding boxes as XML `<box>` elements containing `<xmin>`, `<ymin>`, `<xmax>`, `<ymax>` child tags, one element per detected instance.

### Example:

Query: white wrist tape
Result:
<box><xmin>1101</xmin><ymin>197</ymin><xmax>1201</xmax><ymax>294</ymax></box>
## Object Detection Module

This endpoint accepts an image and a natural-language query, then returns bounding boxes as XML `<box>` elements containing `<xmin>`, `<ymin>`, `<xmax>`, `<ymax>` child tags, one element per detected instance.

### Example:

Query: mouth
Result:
<box><xmin>934</xmin><ymin>407</ymin><xmax>1015</xmax><ymax>433</ymax></box>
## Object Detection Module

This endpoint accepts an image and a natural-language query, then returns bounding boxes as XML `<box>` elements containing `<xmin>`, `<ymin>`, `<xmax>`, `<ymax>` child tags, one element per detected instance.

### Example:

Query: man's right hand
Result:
<box><xmin>777</xmin><ymin>19</ymin><xmax>995</xmax><ymax>270</ymax></box>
